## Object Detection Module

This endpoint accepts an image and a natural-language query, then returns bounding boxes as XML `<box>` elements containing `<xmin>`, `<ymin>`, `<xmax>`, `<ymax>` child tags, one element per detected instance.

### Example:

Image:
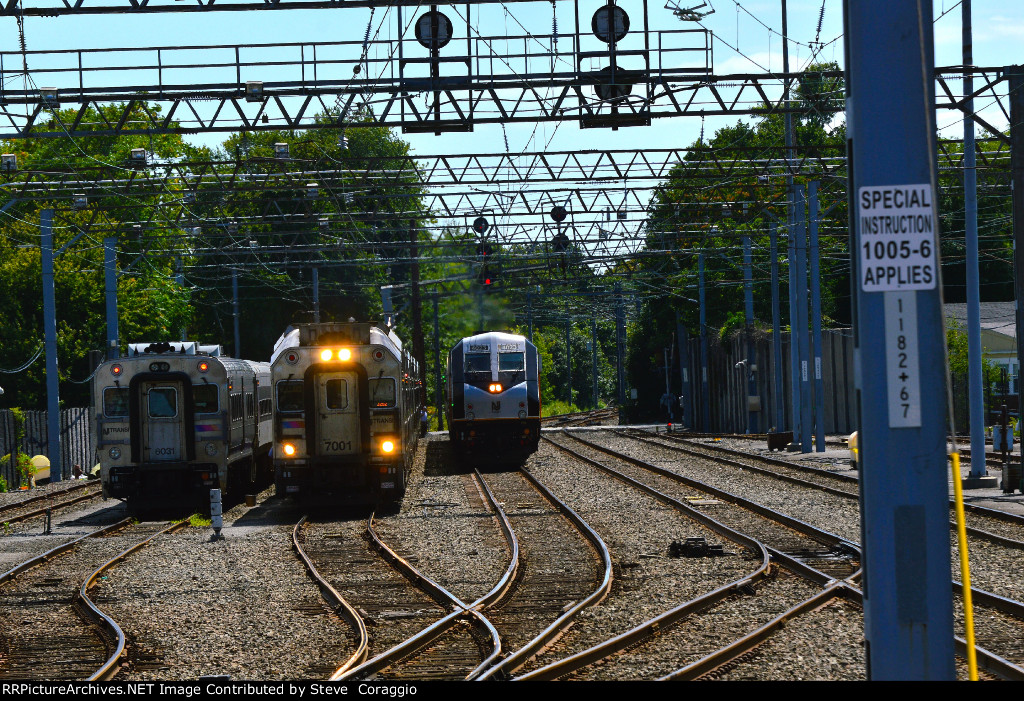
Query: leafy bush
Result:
<box><xmin>542</xmin><ymin>399</ymin><xmax>583</xmax><ymax>417</ymax></box>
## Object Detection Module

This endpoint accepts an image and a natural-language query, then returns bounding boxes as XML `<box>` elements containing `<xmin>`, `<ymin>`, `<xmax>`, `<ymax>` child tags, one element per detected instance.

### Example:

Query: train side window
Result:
<box><xmin>103</xmin><ymin>387</ymin><xmax>129</xmax><ymax>417</ymax></box>
<box><xmin>325</xmin><ymin>379</ymin><xmax>349</xmax><ymax>410</ymax></box>
<box><xmin>192</xmin><ymin>384</ymin><xmax>219</xmax><ymax>414</ymax></box>
<box><xmin>464</xmin><ymin>353</ymin><xmax>490</xmax><ymax>377</ymax></box>
<box><xmin>148</xmin><ymin>388</ymin><xmax>177</xmax><ymax>418</ymax></box>
<box><xmin>277</xmin><ymin>380</ymin><xmax>304</xmax><ymax>413</ymax></box>
<box><xmin>369</xmin><ymin>377</ymin><xmax>396</xmax><ymax>408</ymax></box>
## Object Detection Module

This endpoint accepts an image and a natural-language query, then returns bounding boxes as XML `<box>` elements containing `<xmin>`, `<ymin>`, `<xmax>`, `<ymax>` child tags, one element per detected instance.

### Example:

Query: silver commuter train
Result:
<box><xmin>446</xmin><ymin>331</ymin><xmax>541</xmax><ymax>457</ymax></box>
<box><xmin>270</xmin><ymin>322</ymin><xmax>420</xmax><ymax>501</ymax></box>
<box><xmin>93</xmin><ymin>341</ymin><xmax>273</xmax><ymax>512</ymax></box>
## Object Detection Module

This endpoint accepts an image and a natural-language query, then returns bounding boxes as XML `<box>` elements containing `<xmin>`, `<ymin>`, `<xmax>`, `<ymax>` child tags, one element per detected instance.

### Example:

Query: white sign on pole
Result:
<box><xmin>884</xmin><ymin>292</ymin><xmax>922</xmax><ymax>427</ymax></box>
<box><xmin>857</xmin><ymin>184</ymin><xmax>937</xmax><ymax>292</ymax></box>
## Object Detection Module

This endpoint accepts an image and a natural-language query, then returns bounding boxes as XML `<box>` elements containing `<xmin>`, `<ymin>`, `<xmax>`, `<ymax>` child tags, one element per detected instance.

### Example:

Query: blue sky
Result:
<box><xmin>4</xmin><ymin>0</ymin><xmax>1019</xmax><ymax>159</ymax></box>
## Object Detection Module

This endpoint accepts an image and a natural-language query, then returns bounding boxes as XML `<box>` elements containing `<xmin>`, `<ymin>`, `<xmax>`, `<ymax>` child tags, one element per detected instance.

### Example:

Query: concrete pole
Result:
<box><xmin>592</xmin><ymin>317</ymin><xmax>600</xmax><ymax>410</ymax></box>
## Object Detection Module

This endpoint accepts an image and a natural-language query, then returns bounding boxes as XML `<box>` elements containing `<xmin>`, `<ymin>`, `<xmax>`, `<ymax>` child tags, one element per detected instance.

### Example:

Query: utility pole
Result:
<box><xmin>1012</xmin><ymin>66</ymin><xmax>1024</xmax><ymax>430</ymax></box>
<box><xmin>104</xmin><ymin>237</ymin><xmax>119</xmax><ymax>360</ymax></box>
<box><xmin>963</xmin><ymin>0</ymin><xmax>986</xmax><ymax>479</ymax></box>
<box><xmin>846</xmin><ymin>0</ymin><xmax>955</xmax><ymax>678</ymax></box>
<box><xmin>743</xmin><ymin>233</ymin><xmax>757</xmax><ymax>434</ymax></box>
<box><xmin>809</xmin><ymin>182</ymin><xmax>826</xmax><ymax>452</ymax></box>
<box><xmin>527</xmin><ymin>292</ymin><xmax>533</xmax><ymax>341</ymax></box>
<box><xmin>699</xmin><ymin>253</ymin><xmax>710</xmax><ymax>431</ymax></box>
<box><xmin>677</xmin><ymin>314</ymin><xmax>693</xmax><ymax>430</ymax></box>
<box><xmin>592</xmin><ymin>317</ymin><xmax>600</xmax><ymax>409</ymax></box>
<box><xmin>615</xmin><ymin>283</ymin><xmax>626</xmax><ymax>409</ymax></box>
<box><xmin>410</xmin><ymin>221</ymin><xmax>425</xmax><ymax>406</ymax></box>
<box><xmin>433</xmin><ymin>294</ymin><xmax>444</xmax><ymax>431</ymax></box>
<box><xmin>312</xmin><ymin>267</ymin><xmax>320</xmax><ymax>323</ymax></box>
<box><xmin>770</xmin><ymin>220</ymin><xmax>785</xmax><ymax>432</ymax></box>
<box><xmin>796</xmin><ymin>186</ymin><xmax>812</xmax><ymax>453</ymax></box>
<box><xmin>42</xmin><ymin>209</ymin><xmax>62</xmax><ymax>482</ymax></box>
<box><xmin>232</xmin><ymin>269</ymin><xmax>241</xmax><ymax>357</ymax></box>
<box><xmin>565</xmin><ymin>309</ymin><xmax>573</xmax><ymax>406</ymax></box>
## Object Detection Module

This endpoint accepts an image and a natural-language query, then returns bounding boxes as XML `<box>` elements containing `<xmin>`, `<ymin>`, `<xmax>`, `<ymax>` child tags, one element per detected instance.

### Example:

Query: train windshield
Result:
<box><xmin>369</xmin><ymin>377</ymin><xmax>396</xmax><ymax>408</ymax></box>
<box><xmin>464</xmin><ymin>353</ymin><xmax>491</xmax><ymax>378</ymax></box>
<box><xmin>277</xmin><ymin>380</ymin><xmax>304</xmax><ymax>413</ymax></box>
<box><xmin>498</xmin><ymin>352</ymin><xmax>526</xmax><ymax>385</ymax></box>
<box><xmin>103</xmin><ymin>387</ymin><xmax>129</xmax><ymax>417</ymax></box>
<box><xmin>192</xmin><ymin>384</ymin><xmax>219</xmax><ymax>414</ymax></box>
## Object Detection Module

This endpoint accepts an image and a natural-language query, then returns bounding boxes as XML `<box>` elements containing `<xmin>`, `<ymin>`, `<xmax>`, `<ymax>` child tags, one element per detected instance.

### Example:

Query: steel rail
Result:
<box><xmin>609</xmin><ymin>432</ymin><xmax>1024</xmax><ymax>678</ymax></box>
<box><xmin>515</xmin><ymin>436</ymin><xmax>849</xmax><ymax>681</ymax></box>
<box><xmin>473</xmin><ymin>465</ymin><xmax>613</xmax><ymax>681</ymax></box>
<box><xmin>662</xmin><ymin>584</ymin><xmax>863</xmax><ymax>680</ymax></box>
<box><xmin>466</xmin><ymin>470</ymin><xmax>520</xmax><ymax>611</ymax></box>
<box><xmin>0</xmin><ymin>485</ymin><xmax>101</xmax><ymax>525</ymax></box>
<box><xmin>0</xmin><ymin>480</ymin><xmax>94</xmax><ymax>517</ymax></box>
<box><xmin>80</xmin><ymin>519</ymin><xmax>190</xmax><ymax>681</ymax></box>
<box><xmin>564</xmin><ymin>431</ymin><xmax>861</xmax><ymax>557</ymax></box>
<box><xmin>291</xmin><ymin>516</ymin><xmax>369</xmax><ymax>679</ymax></box>
<box><xmin>0</xmin><ymin>517</ymin><xmax>132</xmax><ymax>587</ymax></box>
<box><xmin>336</xmin><ymin>512</ymin><xmax>502</xmax><ymax>681</ymax></box>
<box><xmin>632</xmin><ymin>430</ymin><xmax>1024</xmax><ymax>551</ymax></box>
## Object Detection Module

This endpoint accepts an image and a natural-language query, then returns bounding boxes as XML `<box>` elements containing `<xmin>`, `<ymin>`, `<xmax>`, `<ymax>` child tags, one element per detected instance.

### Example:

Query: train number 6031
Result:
<box><xmin>323</xmin><ymin>440</ymin><xmax>352</xmax><ymax>452</ymax></box>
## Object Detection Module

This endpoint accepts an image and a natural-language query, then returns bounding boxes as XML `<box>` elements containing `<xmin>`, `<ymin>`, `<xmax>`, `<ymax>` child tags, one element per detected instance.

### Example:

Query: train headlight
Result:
<box><xmin>205</xmin><ymin>443</ymin><xmax>217</xmax><ymax>456</ymax></box>
<box><xmin>518</xmin><ymin>410</ymin><xmax>527</xmax><ymax>419</ymax></box>
<box><xmin>381</xmin><ymin>440</ymin><xmax>395</xmax><ymax>453</ymax></box>
<box><xmin>466</xmin><ymin>412</ymin><xmax>475</xmax><ymax>420</ymax></box>
<box><xmin>320</xmin><ymin>349</ymin><xmax>333</xmax><ymax>361</ymax></box>
<box><xmin>109</xmin><ymin>447</ymin><xmax>121</xmax><ymax>459</ymax></box>
<box><xmin>283</xmin><ymin>443</ymin><xmax>296</xmax><ymax>457</ymax></box>
<box><xmin>488</xmin><ymin>383</ymin><xmax>503</xmax><ymax>393</ymax></box>
<box><xmin>110</xmin><ymin>364</ymin><xmax>122</xmax><ymax>377</ymax></box>
<box><xmin>198</xmin><ymin>361</ymin><xmax>210</xmax><ymax>373</ymax></box>
<box><xmin>337</xmin><ymin>348</ymin><xmax>351</xmax><ymax>361</ymax></box>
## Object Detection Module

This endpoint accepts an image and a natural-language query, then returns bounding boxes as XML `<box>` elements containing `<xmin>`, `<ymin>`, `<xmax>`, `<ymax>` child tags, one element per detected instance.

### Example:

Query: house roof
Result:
<box><xmin>945</xmin><ymin>302</ymin><xmax>1016</xmax><ymax>340</ymax></box>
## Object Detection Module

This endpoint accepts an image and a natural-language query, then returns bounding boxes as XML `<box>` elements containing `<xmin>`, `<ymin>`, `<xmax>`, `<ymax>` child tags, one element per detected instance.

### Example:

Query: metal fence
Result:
<box><xmin>684</xmin><ymin>329</ymin><xmax>857</xmax><ymax>436</ymax></box>
<box><xmin>0</xmin><ymin>408</ymin><xmax>93</xmax><ymax>488</ymax></box>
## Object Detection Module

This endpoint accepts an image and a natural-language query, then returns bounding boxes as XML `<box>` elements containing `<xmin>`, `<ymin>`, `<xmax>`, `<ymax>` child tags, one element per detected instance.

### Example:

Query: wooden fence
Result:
<box><xmin>0</xmin><ymin>408</ymin><xmax>93</xmax><ymax>488</ymax></box>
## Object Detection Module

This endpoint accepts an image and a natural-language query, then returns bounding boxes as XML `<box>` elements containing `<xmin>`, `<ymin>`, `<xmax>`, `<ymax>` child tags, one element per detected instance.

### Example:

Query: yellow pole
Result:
<box><xmin>950</xmin><ymin>452</ymin><xmax>978</xmax><ymax>680</ymax></box>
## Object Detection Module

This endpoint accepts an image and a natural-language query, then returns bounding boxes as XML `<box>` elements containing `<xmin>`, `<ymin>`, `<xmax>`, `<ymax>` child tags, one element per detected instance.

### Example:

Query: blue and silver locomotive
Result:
<box><xmin>446</xmin><ymin>332</ymin><xmax>541</xmax><ymax>458</ymax></box>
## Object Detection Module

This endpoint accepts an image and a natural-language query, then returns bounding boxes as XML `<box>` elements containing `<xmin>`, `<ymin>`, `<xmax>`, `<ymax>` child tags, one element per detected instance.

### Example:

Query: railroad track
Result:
<box><xmin>0</xmin><ymin>518</ymin><xmax>186</xmax><ymax>680</ymax></box>
<box><xmin>0</xmin><ymin>481</ymin><xmax>102</xmax><ymax>526</ymax></box>
<box><xmin>541</xmin><ymin>407</ymin><xmax>618</xmax><ymax>428</ymax></box>
<box><xmin>516</xmin><ymin>433</ymin><xmax>857</xmax><ymax>680</ymax></box>
<box><xmin>599</xmin><ymin>429</ymin><xmax>1024</xmax><ymax>678</ymax></box>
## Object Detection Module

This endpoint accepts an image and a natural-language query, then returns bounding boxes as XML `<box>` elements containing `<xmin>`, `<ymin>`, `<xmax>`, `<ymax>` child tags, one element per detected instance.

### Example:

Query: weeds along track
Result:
<box><xmin>0</xmin><ymin>519</ymin><xmax>186</xmax><ymax>680</ymax></box>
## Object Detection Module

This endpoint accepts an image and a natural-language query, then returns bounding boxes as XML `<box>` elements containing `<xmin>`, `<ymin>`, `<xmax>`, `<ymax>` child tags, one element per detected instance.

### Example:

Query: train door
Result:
<box><xmin>314</xmin><ymin>372</ymin><xmax>362</xmax><ymax>456</ymax></box>
<box><xmin>141</xmin><ymin>380</ymin><xmax>185</xmax><ymax>462</ymax></box>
